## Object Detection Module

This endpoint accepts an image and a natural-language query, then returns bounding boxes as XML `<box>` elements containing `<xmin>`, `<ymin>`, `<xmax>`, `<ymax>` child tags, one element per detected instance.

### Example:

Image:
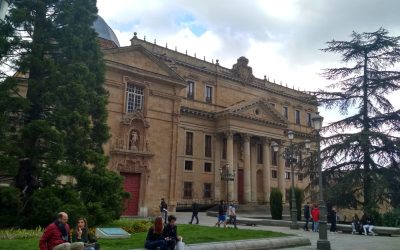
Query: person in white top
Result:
<box><xmin>228</xmin><ymin>201</ymin><xmax>238</xmax><ymax>229</ymax></box>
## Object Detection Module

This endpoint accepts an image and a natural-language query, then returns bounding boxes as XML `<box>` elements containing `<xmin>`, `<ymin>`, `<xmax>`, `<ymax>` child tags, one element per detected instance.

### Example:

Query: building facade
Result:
<box><xmin>98</xmin><ymin>23</ymin><xmax>318</xmax><ymax>216</ymax></box>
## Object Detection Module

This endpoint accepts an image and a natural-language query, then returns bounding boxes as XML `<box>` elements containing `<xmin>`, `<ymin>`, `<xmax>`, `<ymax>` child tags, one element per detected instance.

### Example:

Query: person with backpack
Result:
<box><xmin>303</xmin><ymin>202</ymin><xmax>311</xmax><ymax>231</ymax></box>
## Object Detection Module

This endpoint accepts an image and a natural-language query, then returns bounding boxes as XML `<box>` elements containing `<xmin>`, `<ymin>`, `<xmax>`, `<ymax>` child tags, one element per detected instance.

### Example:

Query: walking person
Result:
<box><xmin>160</xmin><ymin>198</ymin><xmax>168</xmax><ymax>224</ymax></box>
<box><xmin>228</xmin><ymin>201</ymin><xmax>238</xmax><ymax>229</ymax></box>
<box><xmin>39</xmin><ymin>212</ymin><xmax>84</xmax><ymax>250</ymax></box>
<box><xmin>214</xmin><ymin>200</ymin><xmax>226</xmax><ymax>228</ymax></box>
<box><xmin>303</xmin><ymin>202</ymin><xmax>311</xmax><ymax>231</ymax></box>
<box><xmin>311</xmin><ymin>204</ymin><xmax>320</xmax><ymax>232</ymax></box>
<box><xmin>329</xmin><ymin>207</ymin><xmax>337</xmax><ymax>233</ymax></box>
<box><xmin>189</xmin><ymin>202</ymin><xmax>199</xmax><ymax>224</ymax></box>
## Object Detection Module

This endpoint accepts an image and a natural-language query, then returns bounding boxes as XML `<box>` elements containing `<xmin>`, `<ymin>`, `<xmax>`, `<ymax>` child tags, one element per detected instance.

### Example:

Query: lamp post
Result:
<box><xmin>272</xmin><ymin>133</ymin><xmax>311</xmax><ymax>230</ymax></box>
<box><xmin>219</xmin><ymin>164</ymin><xmax>235</xmax><ymax>202</ymax></box>
<box><xmin>313</xmin><ymin>112</ymin><xmax>330</xmax><ymax>250</ymax></box>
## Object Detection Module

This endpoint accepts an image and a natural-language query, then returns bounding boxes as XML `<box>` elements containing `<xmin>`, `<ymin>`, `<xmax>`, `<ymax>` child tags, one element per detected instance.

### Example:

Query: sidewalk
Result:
<box><xmin>174</xmin><ymin>212</ymin><xmax>400</xmax><ymax>250</ymax></box>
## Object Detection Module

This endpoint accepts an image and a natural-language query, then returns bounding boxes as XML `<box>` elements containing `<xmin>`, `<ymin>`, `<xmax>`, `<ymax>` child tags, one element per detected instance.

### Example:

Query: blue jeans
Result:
<box><xmin>145</xmin><ymin>240</ymin><xmax>166</xmax><ymax>250</ymax></box>
<box><xmin>313</xmin><ymin>222</ymin><xmax>319</xmax><ymax>232</ymax></box>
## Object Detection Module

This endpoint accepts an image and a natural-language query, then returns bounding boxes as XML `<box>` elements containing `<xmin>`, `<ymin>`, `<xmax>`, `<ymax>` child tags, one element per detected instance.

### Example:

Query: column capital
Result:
<box><xmin>243</xmin><ymin>133</ymin><xmax>251</xmax><ymax>142</ymax></box>
<box><xmin>262</xmin><ymin>137</ymin><xmax>272</xmax><ymax>145</ymax></box>
<box><xmin>224</xmin><ymin>131</ymin><xmax>234</xmax><ymax>139</ymax></box>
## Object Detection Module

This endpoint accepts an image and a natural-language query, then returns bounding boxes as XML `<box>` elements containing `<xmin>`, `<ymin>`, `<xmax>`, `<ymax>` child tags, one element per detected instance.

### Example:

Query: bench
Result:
<box><xmin>336</xmin><ymin>223</ymin><xmax>400</xmax><ymax>236</ymax></box>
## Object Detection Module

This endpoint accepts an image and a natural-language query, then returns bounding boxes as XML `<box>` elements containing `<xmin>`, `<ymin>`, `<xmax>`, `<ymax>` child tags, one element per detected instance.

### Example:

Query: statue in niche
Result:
<box><xmin>128</xmin><ymin>130</ymin><xmax>139</xmax><ymax>151</ymax></box>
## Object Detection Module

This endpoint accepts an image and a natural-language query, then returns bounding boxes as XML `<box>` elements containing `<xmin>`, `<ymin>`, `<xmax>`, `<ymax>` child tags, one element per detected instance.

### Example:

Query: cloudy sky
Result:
<box><xmin>96</xmin><ymin>0</ymin><xmax>400</xmax><ymax>124</ymax></box>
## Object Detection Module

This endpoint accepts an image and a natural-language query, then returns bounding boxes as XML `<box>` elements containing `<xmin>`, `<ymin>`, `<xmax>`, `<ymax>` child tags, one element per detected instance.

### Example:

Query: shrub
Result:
<box><xmin>0</xmin><ymin>228</ymin><xmax>43</xmax><ymax>240</ymax></box>
<box><xmin>270</xmin><ymin>188</ymin><xmax>283</xmax><ymax>220</ymax></box>
<box><xmin>381</xmin><ymin>209</ymin><xmax>400</xmax><ymax>227</ymax></box>
<box><xmin>289</xmin><ymin>187</ymin><xmax>304</xmax><ymax>221</ymax></box>
<box><xmin>0</xmin><ymin>186</ymin><xmax>23</xmax><ymax>228</ymax></box>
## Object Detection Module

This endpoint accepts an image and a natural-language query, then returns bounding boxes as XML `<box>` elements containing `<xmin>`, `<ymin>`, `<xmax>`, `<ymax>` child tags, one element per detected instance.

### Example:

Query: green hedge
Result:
<box><xmin>270</xmin><ymin>188</ymin><xmax>283</xmax><ymax>220</ymax></box>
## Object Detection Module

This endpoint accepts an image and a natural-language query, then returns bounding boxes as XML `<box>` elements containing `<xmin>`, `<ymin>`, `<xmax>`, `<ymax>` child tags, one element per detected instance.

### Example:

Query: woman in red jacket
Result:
<box><xmin>311</xmin><ymin>205</ymin><xmax>320</xmax><ymax>232</ymax></box>
<box><xmin>39</xmin><ymin>212</ymin><xmax>84</xmax><ymax>250</ymax></box>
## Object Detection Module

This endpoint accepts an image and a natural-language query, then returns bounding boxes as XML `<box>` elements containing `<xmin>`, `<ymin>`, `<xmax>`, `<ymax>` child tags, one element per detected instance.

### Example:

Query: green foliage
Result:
<box><xmin>289</xmin><ymin>187</ymin><xmax>304</xmax><ymax>221</ymax></box>
<box><xmin>381</xmin><ymin>209</ymin><xmax>400</xmax><ymax>227</ymax></box>
<box><xmin>0</xmin><ymin>187</ymin><xmax>23</xmax><ymax>228</ymax></box>
<box><xmin>0</xmin><ymin>228</ymin><xmax>43</xmax><ymax>240</ymax></box>
<box><xmin>270</xmin><ymin>188</ymin><xmax>283</xmax><ymax>220</ymax></box>
<box><xmin>0</xmin><ymin>0</ymin><xmax>126</xmax><ymax>228</ymax></box>
<box><xmin>315</xmin><ymin>28</ymin><xmax>400</xmax><ymax>212</ymax></box>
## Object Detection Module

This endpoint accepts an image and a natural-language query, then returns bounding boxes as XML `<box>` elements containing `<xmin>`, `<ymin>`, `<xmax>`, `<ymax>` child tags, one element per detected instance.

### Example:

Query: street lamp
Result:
<box><xmin>287</xmin><ymin>130</ymin><xmax>299</xmax><ymax>230</ymax></box>
<box><xmin>312</xmin><ymin>112</ymin><xmax>330</xmax><ymax>250</ymax></box>
<box><xmin>219</xmin><ymin>164</ymin><xmax>236</xmax><ymax>203</ymax></box>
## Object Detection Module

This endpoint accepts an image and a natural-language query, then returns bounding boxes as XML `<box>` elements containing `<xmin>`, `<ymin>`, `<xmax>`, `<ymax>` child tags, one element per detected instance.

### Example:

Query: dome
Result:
<box><xmin>93</xmin><ymin>15</ymin><xmax>120</xmax><ymax>47</ymax></box>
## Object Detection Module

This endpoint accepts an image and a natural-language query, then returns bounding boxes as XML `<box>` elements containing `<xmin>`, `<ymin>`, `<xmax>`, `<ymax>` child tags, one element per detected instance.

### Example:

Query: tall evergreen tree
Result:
<box><xmin>0</xmin><ymin>0</ymin><xmax>126</xmax><ymax>227</ymax></box>
<box><xmin>315</xmin><ymin>28</ymin><xmax>400</xmax><ymax>212</ymax></box>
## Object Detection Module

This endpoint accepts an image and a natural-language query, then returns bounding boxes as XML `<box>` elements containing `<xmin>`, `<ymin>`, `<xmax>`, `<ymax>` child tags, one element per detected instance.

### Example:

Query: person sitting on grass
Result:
<box><xmin>72</xmin><ymin>217</ymin><xmax>99</xmax><ymax>250</ymax></box>
<box><xmin>39</xmin><ymin>212</ymin><xmax>84</xmax><ymax>250</ymax></box>
<box><xmin>214</xmin><ymin>200</ymin><xmax>226</xmax><ymax>228</ymax></box>
<box><xmin>163</xmin><ymin>215</ymin><xmax>183</xmax><ymax>250</ymax></box>
<box><xmin>145</xmin><ymin>216</ymin><xmax>167</xmax><ymax>250</ymax></box>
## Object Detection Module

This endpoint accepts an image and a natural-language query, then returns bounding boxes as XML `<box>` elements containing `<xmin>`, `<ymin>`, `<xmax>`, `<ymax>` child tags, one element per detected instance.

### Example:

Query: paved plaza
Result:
<box><xmin>173</xmin><ymin>212</ymin><xmax>400</xmax><ymax>250</ymax></box>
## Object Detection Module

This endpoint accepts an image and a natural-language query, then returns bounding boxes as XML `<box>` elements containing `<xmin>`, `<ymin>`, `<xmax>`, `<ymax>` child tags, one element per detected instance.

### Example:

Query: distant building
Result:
<box><xmin>0</xmin><ymin>0</ymin><xmax>9</xmax><ymax>21</ymax></box>
<box><xmin>94</xmin><ymin>17</ymin><xmax>318</xmax><ymax>217</ymax></box>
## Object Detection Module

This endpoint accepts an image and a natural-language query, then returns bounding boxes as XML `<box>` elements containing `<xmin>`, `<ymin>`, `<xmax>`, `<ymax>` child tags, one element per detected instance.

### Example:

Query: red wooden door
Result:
<box><xmin>237</xmin><ymin>169</ymin><xmax>244</xmax><ymax>204</ymax></box>
<box><xmin>121</xmin><ymin>173</ymin><xmax>141</xmax><ymax>216</ymax></box>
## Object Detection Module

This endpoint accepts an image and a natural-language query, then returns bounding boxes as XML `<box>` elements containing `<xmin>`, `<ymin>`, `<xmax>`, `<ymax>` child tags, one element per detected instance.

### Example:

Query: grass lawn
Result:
<box><xmin>0</xmin><ymin>224</ymin><xmax>287</xmax><ymax>250</ymax></box>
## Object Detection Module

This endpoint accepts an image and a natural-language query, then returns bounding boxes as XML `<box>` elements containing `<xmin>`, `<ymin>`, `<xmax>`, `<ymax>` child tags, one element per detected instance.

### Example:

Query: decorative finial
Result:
<box><xmin>154</xmin><ymin>39</ymin><xmax>156</xmax><ymax>44</ymax></box>
<box><xmin>166</xmin><ymin>43</ymin><xmax>168</xmax><ymax>48</ymax></box>
<box><xmin>194</xmin><ymin>53</ymin><xmax>196</xmax><ymax>58</ymax></box>
<box><xmin>204</xmin><ymin>56</ymin><xmax>206</xmax><ymax>61</ymax></box>
<box><xmin>264</xmin><ymin>75</ymin><xmax>266</xmax><ymax>81</ymax></box>
<box><xmin>186</xmin><ymin>50</ymin><xmax>187</xmax><ymax>55</ymax></box>
<box><xmin>133</xmin><ymin>32</ymin><xmax>137</xmax><ymax>39</ymax></box>
<box><xmin>175</xmin><ymin>46</ymin><xmax>177</xmax><ymax>51</ymax></box>
<box><xmin>144</xmin><ymin>35</ymin><xmax>146</xmax><ymax>41</ymax></box>
<box><xmin>212</xmin><ymin>59</ymin><xmax>214</xmax><ymax>64</ymax></box>
<box><xmin>216</xmin><ymin>59</ymin><xmax>219</xmax><ymax>65</ymax></box>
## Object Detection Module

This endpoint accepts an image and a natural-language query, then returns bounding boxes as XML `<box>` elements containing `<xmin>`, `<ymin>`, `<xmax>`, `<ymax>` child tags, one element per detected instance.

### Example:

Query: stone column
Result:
<box><xmin>243</xmin><ymin>134</ymin><xmax>251</xmax><ymax>203</ymax></box>
<box><xmin>263</xmin><ymin>138</ymin><xmax>271</xmax><ymax>202</ymax></box>
<box><xmin>226</xmin><ymin>131</ymin><xmax>234</xmax><ymax>202</ymax></box>
<box><xmin>278</xmin><ymin>143</ymin><xmax>286</xmax><ymax>203</ymax></box>
<box><xmin>250</xmin><ymin>142</ymin><xmax>257</xmax><ymax>202</ymax></box>
<box><xmin>214</xmin><ymin>134</ymin><xmax>221</xmax><ymax>201</ymax></box>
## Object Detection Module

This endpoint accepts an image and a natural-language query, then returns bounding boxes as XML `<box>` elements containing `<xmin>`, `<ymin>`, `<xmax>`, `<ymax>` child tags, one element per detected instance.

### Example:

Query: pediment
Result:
<box><xmin>103</xmin><ymin>45</ymin><xmax>184</xmax><ymax>82</ymax></box>
<box><xmin>217</xmin><ymin>98</ymin><xmax>287</xmax><ymax>126</ymax></box>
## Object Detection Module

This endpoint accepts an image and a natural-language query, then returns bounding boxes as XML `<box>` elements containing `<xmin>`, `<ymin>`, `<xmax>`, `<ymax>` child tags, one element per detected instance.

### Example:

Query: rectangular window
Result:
<box><xmin>204</xmin><ymin>183</ymin><xmax>212</xmax><ymax>198</ymax></box>
<box><xmin>307</xmin><ymin>113</ymin><xmax>312</xmax><ymax>127</ymax></box>
<box><xmin>271</xmin><ymin>149</ymin><xmax>278</xmax><ymax>166</ymax></box>
<box><xmin>205</xmin><ymin>135</ymin><xmax>212</xmax><ymax>157</ymax></box>
<box><xmin>295</xmin><ymin>110</ymin><xmax>301</xmax><ymax>125</ymax></box>
<box><xmin>205</xmin><ymin>86</ymin><xmax>213</xmax><ymax>103</ymax></box>
<box><xmin>257</xmin><ymin>144</ymin><xmax>263</xmax><ymax>164</ymax></box>
<box><xmin>183</xmin><ymin>182</ymin><xmax>193</xmax><ymax>198</ymax></box>
<box><xmin>283</xmin><ymin>106</ymin><xmax>288</xmax><ymax>119</ymax></box>
<box><xmin>285</xmin><ymin>172</ymin><xmax>291</xmax><ymax>180</ymax></box>
<box><xmin>184</xmin><ymin>160</ymin><xmax>193</xmax><ymax>171</ymax></box>
<box><xmin>271</xmin><ymin>170</ymin><xmax>278</xmax><ymax>178</ymax></box>
<box><xmin>126</xmin><ymin>84</ymin><xmax>144</xmax><ymax>113</ymax></box>
<box><xmin>186</xmin><ymin>132</ymin><xmax>193</xmax><ymax>155</ymax></box>
<box><xmin>298</xmin><ymin>173</ymin><xmax>303</xmax><ymax>181</ymax></box>
<box><xmin>204</xmin><ymin>162</ymin><xmax>212</xmax><ymax>172</ymax></box>
<box><xmin>187</xmin><ymin>81</ymin><xmax>195</xmax><ymax>99</ymax></box>
<box><xmin>222</xmin><ymin>138</ymin><xmax>227</xmax><ymax>159</ymax></box>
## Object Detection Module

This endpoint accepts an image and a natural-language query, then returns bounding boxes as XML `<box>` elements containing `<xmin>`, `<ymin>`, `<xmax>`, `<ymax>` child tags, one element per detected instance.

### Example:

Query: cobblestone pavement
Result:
<box><xmin>173</xmin><ymin>212</ymin><xmax>400</xmax><ymax>250</ymax></box>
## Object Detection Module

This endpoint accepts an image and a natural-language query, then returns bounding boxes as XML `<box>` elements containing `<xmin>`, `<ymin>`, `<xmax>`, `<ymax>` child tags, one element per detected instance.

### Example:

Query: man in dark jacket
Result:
<box><xmin>189</xmin><ymin>202</ymin><xmax>199</xmax><ymax>224</ymax></box>
<box><xmin>39</xmin><ymin>212</ymin><xmax>84</xmax><ymax>250</ymax></box>
<box><xmin>160</xmin><ymin>198</ymin><xmax>168</xmax><ymax>223</ymax></box>
<box><xmin>303</xmin><ymin>202</ymin><xmax>311</xmax><ymax>231</ymax></box>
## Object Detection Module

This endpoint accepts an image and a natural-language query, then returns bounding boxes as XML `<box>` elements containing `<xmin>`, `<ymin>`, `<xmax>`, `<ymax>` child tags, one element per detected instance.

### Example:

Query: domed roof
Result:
<box><xmin>93</xmin><ymin>16</ymin><xmax>120</xmax><ymax>47</ymax></box>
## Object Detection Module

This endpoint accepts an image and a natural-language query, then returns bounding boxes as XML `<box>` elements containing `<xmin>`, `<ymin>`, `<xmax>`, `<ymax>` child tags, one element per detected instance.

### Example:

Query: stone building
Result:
<box><xmin>96</xmin><ymin>17</ymin><xmax>318</xmax><ymax>216</ymax></box>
